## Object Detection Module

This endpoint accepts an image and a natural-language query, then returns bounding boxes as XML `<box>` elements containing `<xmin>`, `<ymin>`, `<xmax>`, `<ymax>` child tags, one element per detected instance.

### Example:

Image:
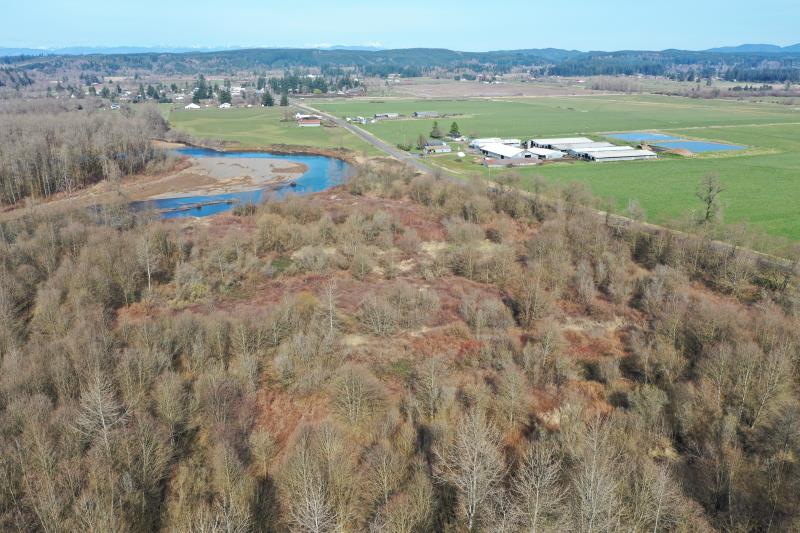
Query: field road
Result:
<box><xmin>291</xmin><ymin>99</ymin><xmax>442</xmax><ymax>176</ymax></box>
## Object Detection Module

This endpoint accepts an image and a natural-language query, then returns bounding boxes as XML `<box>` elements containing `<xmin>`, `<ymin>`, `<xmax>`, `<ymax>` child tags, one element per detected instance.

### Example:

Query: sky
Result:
<box><xmin>3</xmin><ymin>0</ymin><xmax>799</xmax><ymax>52</ymax></box>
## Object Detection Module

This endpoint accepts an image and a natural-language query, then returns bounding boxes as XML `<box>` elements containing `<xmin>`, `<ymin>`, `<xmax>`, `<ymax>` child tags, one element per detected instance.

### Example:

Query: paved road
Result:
<box><xmin>292</xmin><ymin>99</ymin><xmax>793</xmax><ymax>272</ymax></box>
<box><xmin>292</xmin><ymin>99</ymin><xmax>439</xmax><ymax>175</ymax></box>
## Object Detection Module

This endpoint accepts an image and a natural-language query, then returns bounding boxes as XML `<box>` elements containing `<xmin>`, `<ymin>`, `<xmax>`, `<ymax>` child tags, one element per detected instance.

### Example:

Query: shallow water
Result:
<box><xmin>652</xmin><ymin>140</ymin><xmax>745</xmax><ymax>153</ymax></box>
<box><xmin>607</xmin><ymin>132</ymin><xmax>681</xmax><ymax>142</ymax></box>
<box><xmin>133</xmin><ymin>147</ymin><xmax>352</xmax><ymax>218</ymax></box>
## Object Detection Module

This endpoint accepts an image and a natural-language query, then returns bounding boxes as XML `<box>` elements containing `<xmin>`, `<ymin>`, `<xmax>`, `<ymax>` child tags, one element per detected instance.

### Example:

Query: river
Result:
<box><xmin>133</xmin><ymin>147</ymin><xmax>353</xmax><ymax>218</ymax></box>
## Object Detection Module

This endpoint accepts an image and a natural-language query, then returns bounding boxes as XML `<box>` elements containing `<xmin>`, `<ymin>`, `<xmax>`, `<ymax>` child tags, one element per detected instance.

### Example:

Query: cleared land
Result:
<box><xmin>168</xmin><ymin>106</ymin><xmax>382</xmax><ymax>155</ymax></box>
<box><xmin>315</xmin><ymin>95</ymin><xmax>800</xmax><ymax>240</ymax></box>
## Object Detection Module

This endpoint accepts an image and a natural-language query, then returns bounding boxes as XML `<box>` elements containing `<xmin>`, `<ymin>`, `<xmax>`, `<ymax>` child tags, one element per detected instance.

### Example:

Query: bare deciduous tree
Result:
<box><xmin>435</xmin><ymin>409</ymin><xmax>505</xmax><ymax>531</ymax></box>
<box><xmin>513</xmin><ymin>440</ymin><xmax>566</xmax><ymax>532</ymax></box>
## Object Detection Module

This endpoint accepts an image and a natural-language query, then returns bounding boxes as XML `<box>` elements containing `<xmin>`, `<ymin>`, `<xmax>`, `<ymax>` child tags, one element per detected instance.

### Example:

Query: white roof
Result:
<box><xmin>564</xmin><ymin>142</ymin><xmax>615</xmax><ymax>150</ymax></box>
<box><xmin>526</xmin><ymin>147</ymin><xmax>563</xmax><ymax>157</ymax></box>
<box><xmin>481</xmin><ymin>143</ymin><xmax>525</xmax><ymax>158</ymax></box>
<box><xmin>532</xmin><ymin>137</ymin><xmax>594</xmax><ymax>146</ymax></box>
<box><xmin>571</xmin><ymin>145</ymin><xmax>636</xmax><ymax>153</ymax></box>
<box><xmin>588</xmin><ymin>149</ymin><xmax>657</xmax><ymax>160</ymax></box>
<box><xmin>184</xmin><ymin>103</ymin><xmax>200</xmax><ymax>109</ymax></box>
<box><xmin>470</xmin><ymin>137</ymin><xmax>502</xmax><ymax>147</ymax></box>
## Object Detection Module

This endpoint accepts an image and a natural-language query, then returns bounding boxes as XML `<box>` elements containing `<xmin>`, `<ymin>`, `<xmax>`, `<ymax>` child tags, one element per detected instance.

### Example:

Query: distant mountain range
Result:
<box><xmin>706</xmin><ymin>43</ymin><xmax>800</xmax><ymax>53</ymax></box>
<box><xmin>0</xmin><ymin>45</ymin><xmax>387</xmax><ymax>57</ymax></box>
<box><xmin>2</xmin><ymin>43</ymin><xmax>800</xmax><ymax>58</ymax></box>
<box><xmin>0</xmin><ymin>46</ymin><xmax>246</xmax><ymax>56</ymax></box>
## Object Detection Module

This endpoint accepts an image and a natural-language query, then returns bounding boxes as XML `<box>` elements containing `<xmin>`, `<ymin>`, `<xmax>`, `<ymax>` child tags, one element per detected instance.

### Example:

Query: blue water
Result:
<box><xmin>607</xmin><ymin>132</ymin><xmax>681</xmax><ymax>142</ymax></box>
<box><xmin>652</xmin><ymin>140</ymin><xmax>745</xmax><ymax>153</ymax></box>
<box><xmin>133</xmin><ymin>147</ymin><xmax>353</xmax><ymax>218</ymax></box>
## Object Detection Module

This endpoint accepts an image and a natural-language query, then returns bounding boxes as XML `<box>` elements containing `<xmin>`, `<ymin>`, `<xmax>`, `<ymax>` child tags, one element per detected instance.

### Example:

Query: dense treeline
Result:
<box><xmin>0</xmin><ymin>162</ymin><xmax>798</xmax><ymax>531</ymax></box>
<box><xmin>0</xmin><ymin>101</ymin><xmax>168</xmax><ymax>205</ymax></box>
<box><xmin>723</xmin><ymin>67</ymin><xmax>800</xmax><ymax>83</ymax></box>
<box><xmin>548</xmin><ymin>50</ymin><xmax>800</xmax><ymax>82</ymax></box>
<box><xmin>7</xmin><ymin>47</ymin><xmax>800</xmax><ymax>83</ymax></box>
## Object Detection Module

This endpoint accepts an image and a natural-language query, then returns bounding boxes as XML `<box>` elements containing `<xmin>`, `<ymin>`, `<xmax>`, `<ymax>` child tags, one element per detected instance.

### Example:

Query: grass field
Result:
<box><xmin>314</xmin><ymin>96</ymin><xmax>800</xmax><ymax>241</ymax></box>
<box><xmin>167</xmin><ymin>106</ymin><xmax>381</xmax><ymax>155</ymax></box>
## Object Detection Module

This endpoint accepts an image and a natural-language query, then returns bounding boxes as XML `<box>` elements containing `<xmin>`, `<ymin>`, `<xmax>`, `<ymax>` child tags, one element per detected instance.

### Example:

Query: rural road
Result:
<box><xmin>291</xmin><ymin>99</ymin><xmax>441</xmax><ymax>176</ymax></box>
<box><xmin>291</xmin><ymin>99</ymin><xmax>793</xmax><ymax>272</ymax></box>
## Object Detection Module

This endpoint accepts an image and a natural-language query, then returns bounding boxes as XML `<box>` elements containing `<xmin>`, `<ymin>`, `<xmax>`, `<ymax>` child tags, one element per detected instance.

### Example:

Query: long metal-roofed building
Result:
<box><xmin>524</xmin><ymin>147</ymin><xmax>564</xmax><ymax>160</ymax></box>
<box><xmin>566</xmin><ymin>144</ymin><xmax>629</xmax><ymax>157</ymax></box>
<box><xmin>478</xmin><ymin>143</ymin><xmax>563</xmax><ymax>162</ymax></box>
<box><xmin>469</xmin><ymin>138</ymin><xmax>522</xmax><ymax>149</ymax></box>
<box><xmin>528</xmin><ymin>137</ymin><xmax>594</xmax><ymax>149</ymax></box>
<box><xmin>579</xmin><ymin>148</ymin><xmax>658</xmax><ymax>162</ymax></box>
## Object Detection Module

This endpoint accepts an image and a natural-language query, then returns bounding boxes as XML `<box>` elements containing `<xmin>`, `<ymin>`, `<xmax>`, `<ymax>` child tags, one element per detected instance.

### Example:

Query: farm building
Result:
<box><xmin>184</xmin><ymin>103</ymin><xmax>200</xmax><ymax>110</ymax></box>
<box><xmin>581</xmin><ymin>148</ymin><xmax>658</xmax><ymax>162</ymax></box>
<box><xmin>218</xmin><ymin>103</ymin><xmax>231</xmax><ymax>109</ymax></box>
<box><xmin>295</xmin><ymin>113</ymin><xmax>322</xmax><ymax>121</ymax></box>
<box><xmin>298</xmin><ymin>117</ymin><xmax>322</xmax><ymax>127</ymax></box>
<box><xmin>374</xmin><ymin>112</ymin><xmax>399</xmax><ymax>120</ymax></box>
<box><xmin>423</xmin><ymin>139</ymin><xmax>452</xmax><ymax>154</ymax></box>
<box><xmin>560</xmin><ymin>141</ymin><xmax>615</xmax><ymax>152</ymax></box>
<box><xmin>528</xmin><ymin>137</ymin><xmax>594</xmax><ymax>150</ymax></box>
<box><xmin>469</xmin><ymin>138</ymin><xmax>522</xmax><ymax>149</ymax></box>
<box><xmin>479</xmin><ymin>143</ymin><xmax>560</xmax><ymax>161</ymax></box>
<box><xmin>526</xmin><ymin>147</ymin><xmax>565</xmax><ymax>160</ymax></box>
<box><xmin>567</xmin><ymin>145</ymin><xmax>634</xmax><ymax>157</ymax></box>
<box><xmin>413</xmin><ymin>111</ymin><xmax>440</xmax><ymax>118</ymax></box>
<box><xmin>483</xmin><ymin>157</ymin><xmax>541</xmax><ymax>168</ymax></box>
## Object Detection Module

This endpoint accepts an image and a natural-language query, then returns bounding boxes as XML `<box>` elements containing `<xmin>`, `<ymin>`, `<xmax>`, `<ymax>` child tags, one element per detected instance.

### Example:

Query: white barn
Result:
<box><xmin>582</xmin><ymin>149</ymin><xmax>658</xmax><ymax>162</ymax></box>
<box><xmin>529</xmin><ymin>137</ymin><xmax>594</xmax><ymax>149</ymax></box>
<box><xmin>469</xmin><ymin>138</ymin><xmax>521</xmax><ymax>149</ymax></box>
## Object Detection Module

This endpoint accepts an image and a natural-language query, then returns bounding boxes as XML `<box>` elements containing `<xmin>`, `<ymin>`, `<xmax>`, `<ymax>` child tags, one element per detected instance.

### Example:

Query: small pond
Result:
<box><xmin>134</xmin><ymin>147</ymin><xmax>353</xmax><ymax>218</ymax></box>
<box><xmin>652</xmin><ymin>140</ymin><xmax>746</xmax><ymax>153</ymax></box>
<box><xmin>607</xmin><ymin>132</ymin><xmax>681</xmax><ymax>142</ymax></box>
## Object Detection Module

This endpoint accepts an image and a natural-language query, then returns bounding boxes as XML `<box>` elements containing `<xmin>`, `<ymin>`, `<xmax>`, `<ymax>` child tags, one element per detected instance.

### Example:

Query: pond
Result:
<box><xmin>650</xmin><ymin>140</ymin><xmax>746</xmax><ymax>153</ymax></box>
<box><xmin>606</xmin><ymin>132</ymin><xmax>681</xmax><ymax>142</ymax></box>
<box><xmin>134</xmin><ymin>147</ymin><xmax>353</xmax><ymax>218</ymax></box>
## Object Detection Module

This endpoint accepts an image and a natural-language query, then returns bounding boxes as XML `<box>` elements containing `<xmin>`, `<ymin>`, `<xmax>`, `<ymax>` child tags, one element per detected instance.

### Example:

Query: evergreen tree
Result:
<box><xmin>280</xmin><ymin>91</ymin><xmax>289</xmax><ymax>106</ymax></box>
<box><xmin>219</xmin><ymin>89</ymin><xmax>232</xmax><ymax>104</ymax></box>
<box><xmin>430</xmin><ymin>121</ymin><xmax>443</xmax><ymax>139</ymax></box>
<box><xmin>262</xmin><ymin>91</ymin><xmax>275</xmax><ymax>107</ymax></box>
<box><xmin>449</xmin><ymin>121</ymin><xmax>461</xmax><ymax>137</ymax></box>
<box><xmin>100</xmin><ymin>86</ymin><xmax>111</xmax><ymax>99</ymax></box>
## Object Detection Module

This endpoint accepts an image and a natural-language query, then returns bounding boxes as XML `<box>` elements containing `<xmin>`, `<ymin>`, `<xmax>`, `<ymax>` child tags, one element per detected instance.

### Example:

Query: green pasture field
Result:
<box><xmin>315</xmin><ymin>96</ymin><xmax>800</xmax><ymax>241</ymax></box>
<box><xmin>167</xmin><ymin>106</ymin><xmax>381</xmax><ymax>155</ymax></box>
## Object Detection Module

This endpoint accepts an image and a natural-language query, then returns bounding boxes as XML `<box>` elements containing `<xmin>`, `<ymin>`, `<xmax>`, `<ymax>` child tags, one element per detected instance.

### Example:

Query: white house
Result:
<box><xmin>423</xmin><ymin>139</ymin><xmax>452</xmax><ymax>154</ymax></box>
